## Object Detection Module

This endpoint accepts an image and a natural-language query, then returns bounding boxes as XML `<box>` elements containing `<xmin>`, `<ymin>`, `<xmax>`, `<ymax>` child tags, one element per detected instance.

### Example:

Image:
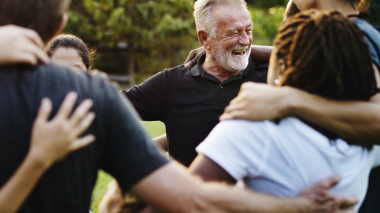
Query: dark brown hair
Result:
<box><xmin>275</xmin><ymin>10</ymin><xmax>378</xmax><ymax>102</ymax></box>
<box><xmin>0</xmin><ymin>0</ymin><xmax>68</xmax><ymax>42</ymax></box>
<box><xmin>45</xmin><ymin>34</ymin><xmax>96</xmax><ymax>70</ymax></box>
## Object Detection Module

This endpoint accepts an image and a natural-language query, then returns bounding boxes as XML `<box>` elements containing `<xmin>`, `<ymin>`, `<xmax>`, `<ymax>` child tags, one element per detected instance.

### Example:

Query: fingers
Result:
<box><xmin>72</xmin><ymin>112</ymin><xmax>96</xmax><ymax>137</ymax></box>
<box><xmin>335</xmin><ymin>210</ymin><xmax>357</xmax><ymax>213</ymax></box>
<box><xmin>35</xmin><ymin>98</ymin><xmax>53</xmax><ymax>122</ymax></box>
<box><xmin>320</xmin><ymin>175</ymin><xmax>341</xmax><ymax>189</ymax></box>
<box><xmin>184</xmin><ymin>50</ymin><xmax>196</xmax><ymax>66</ymax></box>
<box><xmin>17</xmin><ymin>26</ymin><xmax>45</xmax><ymax>48</ymax></box>
<box><xmin>335</xmin><ymin>196</ymin><xmax>358</xmax><ymax>209</ymax></box>
<box><xmin>69</xmin><ymin>99</ymin><xmax>94</xmax><ymax>126</ymax></box>
<box><xmin>70</xmin><ymin>134</ymin><xmax>96</xmax><ymax>151</ymax></box>
<box><xmin>22</xmin><ymin>43</ymin><xmax>50</xmax><ymax>65</ymax></box>
<box><xmin>55</xmin><ymin>92</ymin><xmax>78</xmax><ymax>119</ymax></box>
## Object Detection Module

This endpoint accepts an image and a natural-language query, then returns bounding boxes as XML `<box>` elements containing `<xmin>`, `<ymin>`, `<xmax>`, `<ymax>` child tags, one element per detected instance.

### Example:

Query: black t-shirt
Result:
<box><xmin>123</xmin><ymin>55</ymin><xmax>268</xmax><ymax>166</ymax></box>
<box><xmin>0</xmin><ymin>63</ymin><xmax>169</xmax><ymax>213</ymax></box>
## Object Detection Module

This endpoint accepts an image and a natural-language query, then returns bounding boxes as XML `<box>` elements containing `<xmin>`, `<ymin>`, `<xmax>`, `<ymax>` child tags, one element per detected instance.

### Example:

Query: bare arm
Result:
<box><xmin>152</xmin><ymin>134</ymin><xmax>168</xmax><ymax>152</ymax></box>
<box><xmin>0</xmin><ymin>25</ymin><xmax>49</xmax><ymax>66</ymax></box>
<box><xmin>132</xmin><ymin>161</ymin><xmax>357</xmax><ymax>213</ymax></box>
<box><xmin>184</xmin><ymin>45</ymin><xmax>274</xmax><ymax>68</ymax></box>
<box><xmin>221</xmin><ymin>65</ymin><xmax>380</xmax><ymax>145</ymax></box>
<box><xmin>0</xmin><ymin>92</ymin><xmax>95</xmax><ymax>213</ymax></box>
<box><xmin>250</xmin><ymin>45</ymin><xmax>273</xmax><ymax>64</ymax></box>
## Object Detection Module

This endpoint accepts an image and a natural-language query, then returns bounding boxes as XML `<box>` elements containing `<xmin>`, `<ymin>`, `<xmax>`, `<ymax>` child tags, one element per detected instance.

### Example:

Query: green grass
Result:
<box><xmin>90</xmin><ymin>121</ymin><xmax>166</xmax><ymax>213</ymax></box>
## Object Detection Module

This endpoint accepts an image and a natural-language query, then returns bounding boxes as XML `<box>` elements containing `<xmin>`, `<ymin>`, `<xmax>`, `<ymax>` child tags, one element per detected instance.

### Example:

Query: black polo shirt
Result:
<box><xmin>123</xmin><ymin>54</ymin><xmax>268</xmax><ymax>166</ymax></box>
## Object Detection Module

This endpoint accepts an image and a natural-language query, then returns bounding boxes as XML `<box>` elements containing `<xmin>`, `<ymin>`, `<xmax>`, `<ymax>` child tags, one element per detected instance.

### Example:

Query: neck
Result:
<box><xmin>315</xmin><ymin>0</ymin><xmax>359</xmax><ymax>16</ymax></box>
<box><xmin>202</xmin><ymin>53</ymin><xmax>243</xmax><ymax>83</ymax></box>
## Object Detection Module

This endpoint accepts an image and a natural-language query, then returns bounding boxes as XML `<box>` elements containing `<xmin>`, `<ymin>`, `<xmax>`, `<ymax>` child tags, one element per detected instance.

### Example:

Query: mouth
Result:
<box><xmin>232</xmin><ymin>49</ymin><xmax>246</xmax><ymax>56</ymax></box>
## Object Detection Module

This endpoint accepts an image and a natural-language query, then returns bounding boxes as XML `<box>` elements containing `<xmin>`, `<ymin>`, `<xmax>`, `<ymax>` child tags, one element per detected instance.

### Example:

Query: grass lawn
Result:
<box><xmin>90</xmin><ymin>121</ymin><xmax>166</xmax><ymax>212</ymax></box>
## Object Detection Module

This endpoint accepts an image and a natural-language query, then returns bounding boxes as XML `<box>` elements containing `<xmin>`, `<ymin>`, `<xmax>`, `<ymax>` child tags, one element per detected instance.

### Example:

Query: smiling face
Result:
<box><xmin>208</xmin><ymin>6</ymin><xmax>253</xmax><ymax>72</ymax></box>
<box><xmin>52</xmin><ymin>47</ymin><xmax>87</xmax><ymax>71</ymax></box>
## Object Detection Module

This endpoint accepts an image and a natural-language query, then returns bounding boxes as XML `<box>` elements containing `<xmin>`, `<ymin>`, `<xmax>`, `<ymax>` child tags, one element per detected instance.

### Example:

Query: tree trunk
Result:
<box><xmin>127</xmin><ymin>43</ymin><xmax>135</xmax><ymax>86</ymax></box>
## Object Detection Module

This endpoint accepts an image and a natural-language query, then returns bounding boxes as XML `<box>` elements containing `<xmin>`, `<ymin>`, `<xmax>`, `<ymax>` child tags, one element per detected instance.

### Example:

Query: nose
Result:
<box><xmin>239</xmin><ymin>31</ymin><xmax>251</xmax><ymax>46</ymax></box>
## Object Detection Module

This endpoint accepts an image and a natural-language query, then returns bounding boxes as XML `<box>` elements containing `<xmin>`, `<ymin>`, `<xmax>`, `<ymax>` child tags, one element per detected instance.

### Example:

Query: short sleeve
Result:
<box><xmin>372</xmin><ymin>145</ymin><xmax>380</xmax><ymax>168</ymax></box>
<box><xmin>196</xmin><ymin>120</ymin><xmax>273</xmax><ymax>181</ymax></box>
<box><xmin>122</xmin><ymin>71</ymin><xmax>166</xmax><ymax>121</ymax></box>
<box><xmin>97</xmin><ymin>78</ymin><xmax>170</xmax><ymax>190</ymax></box>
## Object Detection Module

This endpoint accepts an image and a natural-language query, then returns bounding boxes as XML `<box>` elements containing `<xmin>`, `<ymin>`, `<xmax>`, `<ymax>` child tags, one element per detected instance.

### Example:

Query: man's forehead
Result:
<box><xmin>213</xmin><ymin>6</ymin><xmax>252</xmax><ymax>28</ymax></box>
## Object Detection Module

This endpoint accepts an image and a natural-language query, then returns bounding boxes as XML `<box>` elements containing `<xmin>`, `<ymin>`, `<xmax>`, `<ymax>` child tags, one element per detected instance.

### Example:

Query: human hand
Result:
<box><xmin>184</xmin><ymin>47</ymin><xmax>205</xmax><ymax>68</ymax></box>
<box><xmin>0</xmin><ymin>25</ymin><xmax>49</xmax><ymax>66</ymax></box>
<box><xmin>299</xmin><ymin>175</ymin><xmax>358</xmax><ymax>213</ymax></box>
<box><xmin>29</xmin><ymin>92</ymin><xmax>95</xmax><ymax>168</ymax></box>
<box><xmin>220</xmin><ymin>82</ymin><xmax>294</xmax><ymax>121</ymax></box>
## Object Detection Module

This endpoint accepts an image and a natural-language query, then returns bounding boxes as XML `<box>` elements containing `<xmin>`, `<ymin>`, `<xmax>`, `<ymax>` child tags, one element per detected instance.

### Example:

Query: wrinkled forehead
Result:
<box><xmin>213</xmin><ymin>6</ymin><xmax>252</xmax><ymax>30</ymax></box>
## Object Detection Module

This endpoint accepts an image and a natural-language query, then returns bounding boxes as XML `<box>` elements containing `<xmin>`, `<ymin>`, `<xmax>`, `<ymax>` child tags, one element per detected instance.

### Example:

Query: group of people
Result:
<box><xmin>0</xmin><ymin>0</ymin><xmax>379</xmax><ymax>212</ymax></box>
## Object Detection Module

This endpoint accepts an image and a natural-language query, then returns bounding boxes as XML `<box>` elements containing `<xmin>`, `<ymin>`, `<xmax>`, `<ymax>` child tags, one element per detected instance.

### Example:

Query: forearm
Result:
<box><xmin>134</xmin><ymin>162</ymin><xmax>309</xmax><ymax>213</ymax></box>
<box><xmin>250</xmin><ymin>45</ymin><xmax>273</xmax><ymax>64</ymax></box>
<box><xmin>0</xmin><ymin>152</ymin><xmax>50</xmax><ymax>213</ymax></box>
<box><xmin>198</xmin><ymin>183</ymin><xmax>309</xmax><ymax>213</ymax></box>
<box><xmin>152</xmin><ymin>134</ymin><xmax>168</xmax><ymax>152</ymax></box>
<box><xmin>288</xmin><ymin>88</ymin><xmax>380</xmax><ymax>145</ymax></box>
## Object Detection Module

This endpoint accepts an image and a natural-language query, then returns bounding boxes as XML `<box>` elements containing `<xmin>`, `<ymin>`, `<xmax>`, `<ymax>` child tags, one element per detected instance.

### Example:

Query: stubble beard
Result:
<box><xmin>212</xmin><ymin>41</ymin><xmax>251</xmax><ymax>72</ymax></box>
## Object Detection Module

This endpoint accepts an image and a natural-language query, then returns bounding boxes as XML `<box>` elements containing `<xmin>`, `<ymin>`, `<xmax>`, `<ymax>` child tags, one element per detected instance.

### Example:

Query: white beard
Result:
<box><xmin>213</xmin><ymin>42</ymin><xmax>251</xmax><ymax>72</ymax></box>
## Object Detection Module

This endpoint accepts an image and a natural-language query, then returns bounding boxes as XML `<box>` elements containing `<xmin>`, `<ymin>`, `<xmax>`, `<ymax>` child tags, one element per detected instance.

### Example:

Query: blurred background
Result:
<box><xmin>64</xmin><ymin>0</ymin><xmax>380</xmax><ymax>88</ymax></box>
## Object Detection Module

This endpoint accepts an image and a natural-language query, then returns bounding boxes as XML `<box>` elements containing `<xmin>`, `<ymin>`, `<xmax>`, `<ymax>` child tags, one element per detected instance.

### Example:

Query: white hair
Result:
<box><xmin>194</xmin><ymin>0</ymin><xmax>249</xmax><ymax>38</ymax></box>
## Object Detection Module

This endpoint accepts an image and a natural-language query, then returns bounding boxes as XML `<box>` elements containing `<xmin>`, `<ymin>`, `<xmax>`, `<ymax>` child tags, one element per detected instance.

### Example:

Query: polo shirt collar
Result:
<box><xmin>190</xmin><ymin>54</ymin><xmax>256</xmax><ymax>77</ymax></box>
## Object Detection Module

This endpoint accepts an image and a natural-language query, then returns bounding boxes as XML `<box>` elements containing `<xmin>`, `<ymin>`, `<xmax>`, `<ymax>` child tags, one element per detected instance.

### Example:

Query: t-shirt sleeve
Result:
<box><xmin>121</xmin><ymin>71</ymin><xmax>166</xmax><ymax>121</ymax></box>
<box><xmin>196</xmin><ymin>120</ymin><xmax>272</xmax><ymax>181</ymax></box>
<box><xmin>97</xmin><ymin>78</ymin><xmax>170</xmax><ymax>190</ymax></box>
<box><xmin>372</xmin><ymin>145</ymin><xmax>380</xmax><ymax>168</ymax></box>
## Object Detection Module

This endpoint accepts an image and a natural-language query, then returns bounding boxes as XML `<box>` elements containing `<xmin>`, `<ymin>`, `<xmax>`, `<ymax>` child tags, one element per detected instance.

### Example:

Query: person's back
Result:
<box><xmin>197</xmin><ymin>117</ymin><xmax>380</xmax><ymax>211</ymax></box>
<box><xmin>0</xmin><ymin>63</ymin><xmax>168</xmax><ymax>212</ymax></box>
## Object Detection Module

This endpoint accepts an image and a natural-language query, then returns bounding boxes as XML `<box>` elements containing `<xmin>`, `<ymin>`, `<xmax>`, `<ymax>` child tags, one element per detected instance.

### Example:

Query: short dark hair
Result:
<box><xmin>0</xmin><ymin>0</ymin><xmax>68</xmax><ymax>42</ymax></box>
<box><xmin>45</xmin><ymin>34</ymin><xmax>96</xmax><ymax>70</ymax></box>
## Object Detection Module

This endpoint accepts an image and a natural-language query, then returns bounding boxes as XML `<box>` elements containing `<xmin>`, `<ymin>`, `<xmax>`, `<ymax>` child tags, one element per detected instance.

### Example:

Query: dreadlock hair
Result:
<box><xmin>285</xmin><ymin>0</ymin><xmax>370</xmax><ymax>18</ymax></box>
<box><xmin>274</xmin><ymin>10</ymin><xmax>378</xmax><ymax>102</ymax></box>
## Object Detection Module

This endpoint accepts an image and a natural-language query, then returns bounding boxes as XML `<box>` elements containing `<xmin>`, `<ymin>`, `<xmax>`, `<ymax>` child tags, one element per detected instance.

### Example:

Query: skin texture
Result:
<box><xmin>0</xmin><ymin>25</ymin><xmax>50</xmax><ymax>66</ymax></box>
<box><xmin>51</xmin><ymin>47</ymin><xmax>87</xmax><ymax>71</ymax></box>
<box><xmin>0</xmin><ymin>92</ymin><xmax>95</xmax><ymax>213</ymax></box>
<box><xmin>198</xmin><ymin>6</ymin><xmax>253</xmax><ymax>82</ymax></box>
<box><xmin>131</xmin><ymin>161</ymin><xmax>357</xmax><ymax>213</ymax></box>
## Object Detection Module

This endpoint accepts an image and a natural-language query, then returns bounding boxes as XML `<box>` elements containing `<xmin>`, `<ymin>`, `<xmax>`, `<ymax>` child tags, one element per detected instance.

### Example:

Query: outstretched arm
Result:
<box><xmin>0</xmin><ymin>92</ymin><xmax>95</xmax><ymax>213</ymax></box>
<box><xmin>132</xmin><ymin>161</ymin><xmax>357</xmax><ymax>213</ymax></box>
<box><xmin>221</xmin><ymin>78</ymin><xmax>380</xmax><ymax>145</ymax></box>
<box><xmin>184</xmin><ymin>45</ymin><xmax>273</xmax><ymax>68</ymax></box>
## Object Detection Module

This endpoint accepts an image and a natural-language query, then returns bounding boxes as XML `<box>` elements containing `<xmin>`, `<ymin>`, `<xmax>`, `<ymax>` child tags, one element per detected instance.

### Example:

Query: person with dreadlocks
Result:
<box><xmin>217</xmin><ymin>1</ymin><xmax>380</xmax><ymax>213</ymax></box>
<box><xmin>189</xmin><ymin>10</ymin><xmax>380</xmax><ymax>212</ymax></box>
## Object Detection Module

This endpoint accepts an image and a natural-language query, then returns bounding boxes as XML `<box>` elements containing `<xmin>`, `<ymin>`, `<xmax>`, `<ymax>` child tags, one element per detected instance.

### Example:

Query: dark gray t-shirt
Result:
<box><xmin>0</xmin><ymin>63</ymin><xmax>169</xmax><ymax>213</ymax></box>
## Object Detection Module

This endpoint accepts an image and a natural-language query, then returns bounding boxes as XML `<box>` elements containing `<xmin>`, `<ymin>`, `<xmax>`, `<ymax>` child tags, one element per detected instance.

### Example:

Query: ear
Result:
<box><xmin>197</xmin><ymin>30</ymin><xmax>210</xmax><ymax>50</ymax></box>
<box><xmin>49</xmin><ymin>14</ymin><xmax>69</xmax><ymax>41</ymax></box>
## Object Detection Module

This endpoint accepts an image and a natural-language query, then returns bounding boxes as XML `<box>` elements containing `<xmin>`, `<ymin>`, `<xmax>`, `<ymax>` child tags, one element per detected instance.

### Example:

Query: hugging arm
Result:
<box><xmin>0</xmin><ymin>92</ymin><xmax>95</xmax><ymax>213</ymax></box>
<box><xmin>132</xmin><ymin>161</ymin><xmax>356</xmax><ymax>213</ymax></box>
<box><xmin>221</xmin><ymin>65</ymin><xmax>380</xmax><ymax>145</ymax></box>
<box><xmin>0</xmin><ymin>25</ymin><xmax>49</xmax><ymax>66</ymax></box>
<box><xmin>184</xmin><ymin>45</ymin><xmax>273</xmax><ymax>68</ymax></box>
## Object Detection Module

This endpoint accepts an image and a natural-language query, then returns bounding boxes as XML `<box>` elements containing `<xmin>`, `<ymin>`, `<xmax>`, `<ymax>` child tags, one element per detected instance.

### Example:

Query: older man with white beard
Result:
<box><xmin>122</xmin><ymin>0</ymin><xmax>268</xmax><ymax>167</ymax></box>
